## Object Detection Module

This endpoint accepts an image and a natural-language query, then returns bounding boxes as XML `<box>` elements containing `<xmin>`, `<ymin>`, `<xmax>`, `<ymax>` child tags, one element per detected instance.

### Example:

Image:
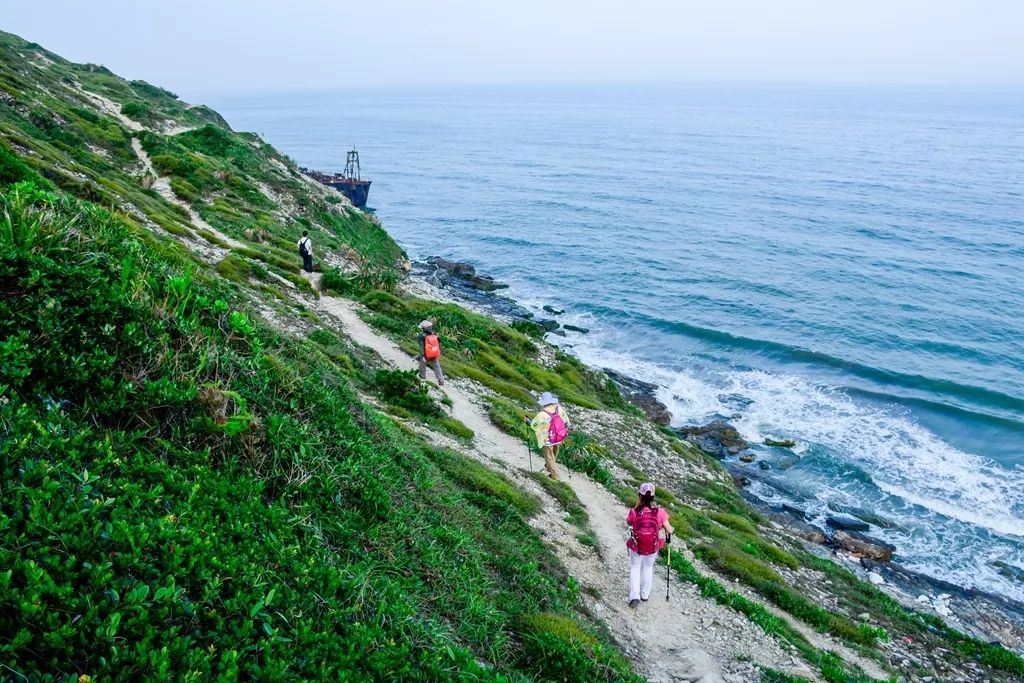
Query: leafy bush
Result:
<box><xmin>373</xmin><ymin>369</ymin><xmax>441</xmax><ymax>417</ymax></box>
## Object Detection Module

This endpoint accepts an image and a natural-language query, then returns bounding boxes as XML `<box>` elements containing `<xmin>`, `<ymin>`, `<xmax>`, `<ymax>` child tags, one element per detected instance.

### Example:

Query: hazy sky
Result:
<box><xmin>4</xmin><ymin>1</ymin><xmax>1023</xmax><ymax>96</ymax></box>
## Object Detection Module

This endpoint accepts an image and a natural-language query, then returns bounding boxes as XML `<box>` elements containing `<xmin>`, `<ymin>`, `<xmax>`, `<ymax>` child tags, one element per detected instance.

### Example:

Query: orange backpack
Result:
<box><xmin>423</xmin><ymin>333</ymin><xmax>441</xmax><ymax>360</ymax></box>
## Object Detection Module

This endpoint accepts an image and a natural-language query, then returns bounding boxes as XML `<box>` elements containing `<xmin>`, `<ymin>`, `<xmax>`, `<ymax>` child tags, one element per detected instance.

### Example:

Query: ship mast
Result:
<box><xmin>343</xmin><ymin>148</ymin><xmax>361</xmax><ymax>180</ymax></box>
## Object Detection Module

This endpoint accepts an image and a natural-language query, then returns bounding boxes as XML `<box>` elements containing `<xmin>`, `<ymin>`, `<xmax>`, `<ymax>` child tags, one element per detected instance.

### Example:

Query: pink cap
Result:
<box><xmin>638</xmin><ymin>482</ymin><xmax>655</xmax><ymax>495</ymax></box>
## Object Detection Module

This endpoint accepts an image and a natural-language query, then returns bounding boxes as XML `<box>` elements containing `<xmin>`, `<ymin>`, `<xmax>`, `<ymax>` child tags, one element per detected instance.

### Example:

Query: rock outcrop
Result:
<box><xmin>679</xmin><ymin>421</ymin><xmax>749</xmax><ymax>458</ymax></box>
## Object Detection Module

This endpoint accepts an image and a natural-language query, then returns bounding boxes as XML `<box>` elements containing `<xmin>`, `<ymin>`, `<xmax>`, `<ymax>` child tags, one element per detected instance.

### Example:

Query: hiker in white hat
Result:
<box><xmin>525</xmin><ymin>391</ymin><xmax>570</xmax><ymax>479</ymax></box>
<box><xmin>416</xmin><ymin>319</ymin><xmax>444</xmax><ymax>386</ymax></box>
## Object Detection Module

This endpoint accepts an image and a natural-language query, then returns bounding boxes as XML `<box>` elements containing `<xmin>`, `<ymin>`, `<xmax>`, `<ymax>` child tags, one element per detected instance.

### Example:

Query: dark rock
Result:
<box><xmin>781</xmin><ymin>503</ymin><xmax>807</xmax><ymax>519</ymax></box>
<box><xmin>426</xmin><ymin>256</ymin><xmax>509</xmax><ymax>292</ymax></box>
<box><xmin>758</xmin><ymin>461</ymin><xmax>772</xmax><ymax>470</ymax></box>
<box><xmin>547</xmin><ymin>329</ymin><xmax>567</xmax><ymax>338</ymax></box>
<box><xmin>537</xmin><ymin>319</ymin><xmax>560</xmax><ymax>331</ymax></box>
<box><xmin>734</xmin><ymin>475</ymin><xmax>751</xmax><ymax>488</ymax></box>
<box><xmin>543</xmin><ymin>305</ymin><xmax>565</xmax><ymax>315</ymax></box>
<box><xmin>469</xmin><ymin>274</ymin><xmax>509</xmax><ymax>291</ymax></box>
<box><xmin>832</xmin><ymin>530</ymin><xmax>895</xmax><ymax>561</ymax></box>
<box><xmin>739</xmin><ymin>453</ymin><xmax>755</xmax><ymax>463</ymax></box>
<box><xmin>603</xmin><ymin>368</ymin><xmax>672</xmax><ymax>426</ymax></box>
<box><xmin>764</xmin><ymin>437</ymin><xmax>796</xmax><ymax>448</ymax></box>
<box><xmin>994</xmin><ymin>561</ymin><xmax>1024</xmax><ymax>584</ymax></box>
<box><xmin>429</xmin><ymin>256</ymin><xmax>476</xmax><ymax>279</ymax></box>
<box><xmin>563</xmin><ymin>324</ymin><xmax>590</xmax><ymax>334</ymax></box>
<box><xmin>826</xmin><ymin>515</ymin><xmax>871</xmax><ymax>532</ymax></box>
<box><xmin>678</xmin><ymin>421</ymin><xmax>749</xmax><ymax>458</ymax></box>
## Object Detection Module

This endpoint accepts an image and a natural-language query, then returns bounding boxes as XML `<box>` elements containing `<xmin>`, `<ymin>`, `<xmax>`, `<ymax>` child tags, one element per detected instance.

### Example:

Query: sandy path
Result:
<box><xmin>312</xmin><ymin>293</ymin><xmax>826</xmax><ymax>683</ymax></box>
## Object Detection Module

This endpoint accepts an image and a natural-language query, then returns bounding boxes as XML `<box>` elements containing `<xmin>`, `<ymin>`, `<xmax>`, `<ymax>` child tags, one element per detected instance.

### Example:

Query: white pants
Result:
<box><xmin>629</xmin><ymin>550</ymin><xmax>658</xmax><ymax>601</ymax></box>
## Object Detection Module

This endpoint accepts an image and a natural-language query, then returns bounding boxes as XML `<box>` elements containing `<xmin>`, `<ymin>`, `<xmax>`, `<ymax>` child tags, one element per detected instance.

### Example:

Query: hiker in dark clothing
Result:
<box><xmin>298</xmin><ymin>230</ymin><xmax>314</xmax><ymax>273</ymax></box>
<box><xmin>417</xmin><ymin>319</ymin><xmax>444</xmax><ymax>386</ymax></box>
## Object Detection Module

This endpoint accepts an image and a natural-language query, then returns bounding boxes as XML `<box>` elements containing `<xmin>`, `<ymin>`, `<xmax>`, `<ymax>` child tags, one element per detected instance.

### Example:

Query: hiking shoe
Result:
<box><xmin>641</xmin><ymin>597</ymin><xmax>649</xmax><ymax>602</ymax></box>
<box><xmin>628</xmin><ymin>599</ymin><xmax>640</xmax><ymax>608</ymax></box>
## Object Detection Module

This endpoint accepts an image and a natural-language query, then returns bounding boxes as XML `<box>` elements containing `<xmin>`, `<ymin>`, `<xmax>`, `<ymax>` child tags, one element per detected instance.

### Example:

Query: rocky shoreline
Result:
<box><xmin>409</xmin><ymin>255</ymin><xmax>1024</xmax><ymax>654</ymax></box>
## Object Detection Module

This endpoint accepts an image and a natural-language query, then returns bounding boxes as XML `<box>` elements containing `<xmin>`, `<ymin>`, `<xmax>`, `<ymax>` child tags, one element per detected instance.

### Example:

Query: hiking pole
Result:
<box><xmin>665</xmin><ymin>534</ymin><xmax>672</xmax><ymax>602</ymax></box>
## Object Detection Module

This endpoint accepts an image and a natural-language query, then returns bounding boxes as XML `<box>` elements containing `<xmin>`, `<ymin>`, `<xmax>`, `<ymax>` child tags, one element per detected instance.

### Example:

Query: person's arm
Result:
<box><xmin>660</xmin><ymin>509</ymin><xmax>674</xmax><ymax>537</ymax></box>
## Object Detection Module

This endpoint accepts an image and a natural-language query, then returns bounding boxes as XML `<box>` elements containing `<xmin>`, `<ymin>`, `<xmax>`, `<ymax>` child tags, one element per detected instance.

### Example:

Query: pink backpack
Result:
<box><xmin>630</xmin><ymin>507</ymin><xmax>661</xmax><ymax>555</ymax></box>
<box><xmin>547</xmin><ymin>409</ymin><xmax>568</xmax><ymax>445</ymax></box>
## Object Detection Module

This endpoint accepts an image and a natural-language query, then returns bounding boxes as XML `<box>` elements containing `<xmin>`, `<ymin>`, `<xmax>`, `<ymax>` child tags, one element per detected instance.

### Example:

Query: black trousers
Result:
<box><xmin>302</xmin><ymin>254</ymin><xmax>313</xmax><ymax>272</ymax></box>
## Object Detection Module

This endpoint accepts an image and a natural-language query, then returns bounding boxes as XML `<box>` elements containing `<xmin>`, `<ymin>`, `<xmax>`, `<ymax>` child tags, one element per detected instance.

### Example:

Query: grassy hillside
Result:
<box><xmin>3</xmin><ymin>27</ymin><xmax>1023</xmax><ymax>683</ymax></box>
<box><xmin>0</xmin><ymin>31</ymin><xmax>639</xmax><ymax>681</ymax></box>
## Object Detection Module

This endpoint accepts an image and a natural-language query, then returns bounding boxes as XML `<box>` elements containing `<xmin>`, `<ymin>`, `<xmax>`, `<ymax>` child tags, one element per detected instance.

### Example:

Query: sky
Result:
<box><xmin>3</xmin><ymin>1</ymin><xmax>1023</xmax><ymax>97</ymax></box>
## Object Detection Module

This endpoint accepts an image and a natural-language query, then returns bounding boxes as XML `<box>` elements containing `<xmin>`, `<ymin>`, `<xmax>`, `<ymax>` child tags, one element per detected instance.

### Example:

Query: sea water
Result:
<box><xmin>208</xmin><ymin>83</ymin><xmax>1024</xmax><ymax>603</ymax></box>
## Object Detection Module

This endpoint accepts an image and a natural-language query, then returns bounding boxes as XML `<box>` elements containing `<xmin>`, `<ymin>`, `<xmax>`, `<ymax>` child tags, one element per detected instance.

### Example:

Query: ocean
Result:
<box><xmin>207</xmin><ymin>83</ymin><xmax>1024</xmax><ymax>603</ymax></box>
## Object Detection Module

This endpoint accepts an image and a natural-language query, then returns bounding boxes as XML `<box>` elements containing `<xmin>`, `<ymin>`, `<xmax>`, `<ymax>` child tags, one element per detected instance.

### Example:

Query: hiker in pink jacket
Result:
<box><xmin>626</xmin><ymin>482</ymin><xmax>674</xmax><ymax>607</ymax></box>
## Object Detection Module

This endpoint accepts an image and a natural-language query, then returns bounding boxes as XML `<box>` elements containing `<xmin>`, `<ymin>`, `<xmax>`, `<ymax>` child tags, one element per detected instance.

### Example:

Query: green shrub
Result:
<box><xmin>120</xmin><ymin>100</ymin><xmax>153</xmax><ymax>122</ymax></box>
<box><xmin>169</xmin><ymin>177</ymin><xmax>199</xmax><ymax>201</ymax></box>
<box><xmin>373</xmin><ymin>368</ymin><xmax>442</xmax><ymax>417</ymax></box>
<box><xmin>514</xmin><ymin>613</ymin><xmax>643</xmax><ymax>682</ymax></box>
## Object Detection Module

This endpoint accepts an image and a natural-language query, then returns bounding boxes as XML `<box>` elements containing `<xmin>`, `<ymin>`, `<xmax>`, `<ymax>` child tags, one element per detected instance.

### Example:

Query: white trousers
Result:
<box><xmin>628</xmin><ymin>550</ymin><xmax>658</xmax><ymax>601</ymax></box>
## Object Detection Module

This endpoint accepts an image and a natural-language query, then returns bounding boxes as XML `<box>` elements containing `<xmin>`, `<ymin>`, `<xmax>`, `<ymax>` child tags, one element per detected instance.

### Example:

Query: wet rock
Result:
<box><xmin>832</xmin><ymin>530</ymin><xmax>895</xmax><ymax>561</ymax></box>
<box><xmin>425</xmin><ymin>256</ymin><xmax>509</xmax><ymax>292</ymax></box>
<box><xmin>537</xmin><ymin>318</ymin><xmax>560</xmax><ymax>331</ymax></box>
<box><xmin>563</xmin><ymin>324</ymin><xmax>590</xmax><ymax>334</ymax></box>
<box><xmin>542</xmin><ymin>305</ymin><xmax>565</xmax><ymax>315</ymax></box>
<box><xmin>739</xmin><ymin>453</ymin><xmax>755</xmax><ymax>463</ymax></box>
<box><xmin>758</xmin><ymin>461</ymin><xmax>772</xmax><ymax>470</ymax></box>
<box><xmin>826</xmin><ymin>514</ymin><xmax>870</xmax><ymax>532</ymax></box>
<box><xmin>993</xmin><ymin>561</ymin><xmax>1024</xmax><ymax>584</ymax></box>
<box><xmin>678</xmin><ymin>421</ymin><xmax>749</xmax><ymax>458</ymax></box>
<box><xmin>764</xmin><ymin>437</ymin><xmax>796</xmax><ymax>448</ymax></box>
<box><xmin>773</xmin><ymin>504</ymin><xmax>803</xmax><ymax>521</ymax></box>
<box><xmin>603</xmin><ymin>368</ymin><xmax>672</xmax><ymax>426</ymax></box>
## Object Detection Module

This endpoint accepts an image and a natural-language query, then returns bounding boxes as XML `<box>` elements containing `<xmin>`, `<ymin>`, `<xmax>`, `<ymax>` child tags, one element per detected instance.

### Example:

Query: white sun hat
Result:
<box><xmin>537</xmin><ymin>391</ymin><xmax>558</xmax><ymax>406</ymax></box>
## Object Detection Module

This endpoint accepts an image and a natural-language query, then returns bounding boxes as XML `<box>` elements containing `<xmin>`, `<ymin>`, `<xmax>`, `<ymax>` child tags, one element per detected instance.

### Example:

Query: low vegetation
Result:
<box><xmin>0</xmin><ymin>179</ymin><xmax>637</xmax><ymax>680</ymax></box>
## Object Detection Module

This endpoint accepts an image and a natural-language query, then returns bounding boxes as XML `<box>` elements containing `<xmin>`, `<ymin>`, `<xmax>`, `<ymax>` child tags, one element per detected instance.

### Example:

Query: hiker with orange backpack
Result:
<box><xmin>525</xmin><ymin>392</ymin><xmax>570</xmax><ymax>479</ymax></box>
<box><xmin>626</xmin><ymin>482</ymin><xmax>674</xmax><ymax>608</ymax></box>
<box><xmin>417</xmin><ymin>320</ymin><xmax>444</xmax><ymax>386</ymax></box>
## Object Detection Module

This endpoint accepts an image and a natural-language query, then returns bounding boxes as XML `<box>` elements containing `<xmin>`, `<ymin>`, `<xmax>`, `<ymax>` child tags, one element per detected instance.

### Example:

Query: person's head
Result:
<box><xmin>636</xmin><ymin>482</ymin><xmax>655</xmax><ymax>509</ymax></box>
<box><xmin>302</xmin><ymin>230</ymin><xmax>308</xmax><ymax>237</ymax></box>
<box><xmin>538</xmin><ymin>391</ymin><xmax>558</xmax><ymax>409</ymax></box>
<box><xmin>418</xmin><ymin>319</ymin><xmax>434</xmax><ymax>332</ymax></box>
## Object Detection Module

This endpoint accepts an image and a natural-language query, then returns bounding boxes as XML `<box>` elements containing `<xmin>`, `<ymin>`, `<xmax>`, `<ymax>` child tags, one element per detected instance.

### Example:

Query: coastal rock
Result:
<box><xmin>426</xmin><ymin>256</ymin><xmax>509</xmax><ymax>292</ymax></box>
<box><xmin>832</xmin><ymin>530</ymin><xmax>895</xmax><ymax>562</ymax></box>
<box><xmin>993</xmin><ymin>561</ymin><xmax>1024</xmax><ymax>584</ymax></box>
<box><xmin>764</xmin><ymin>437</ymin><xmax>796</xmax><ymax>448</ymax></box>
<box><xmin>537</xmin><ymin>318</ymin><xmax>560</xmax><ymax>331</ymax></box>
<box><xmin>679</xmin><ymin>421</ymin><xmax>749</xmax><ymax>458</ymax></box>
<box><xmin>542</xmin><ymin>305</ymin><xmax>565</xmax><ymax>315</ymax></box>
<box><xmin>602</xmin><ymin>368</ymin><xmax>672</xmax><ymax>426</ymax></box>
<box><xmin>826</xmin><ymin>515</ymin><xmax>871</xmax><ymax>532</ymax></box>
<box><xmin>563</xmin><ymin>324</ymin><xmax>590</xmax><ymax>334</ymax></box>
<box><xmin>758</xmin><ymin>461</ymin><xmax>772</xmax><ymax>470</ymax></box>
<box><xmin>739</xmin><ymin>453</ymin><xmax>755</xmax><ymax>463</ymax></box>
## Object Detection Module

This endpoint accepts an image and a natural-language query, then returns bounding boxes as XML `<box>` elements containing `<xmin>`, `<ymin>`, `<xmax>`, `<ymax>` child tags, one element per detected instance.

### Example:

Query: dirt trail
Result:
<box><xmin>313</xmin><ymin>293</ymin><xmax>821</xmax><ymax>683</ymax></box>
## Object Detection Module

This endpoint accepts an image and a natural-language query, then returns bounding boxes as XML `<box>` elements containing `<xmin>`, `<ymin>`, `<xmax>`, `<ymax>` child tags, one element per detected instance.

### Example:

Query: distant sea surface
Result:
<box><xmin>208</xmin><ymin>83</ymin><xmax>1024</xmax><ymax>603</ymax></box>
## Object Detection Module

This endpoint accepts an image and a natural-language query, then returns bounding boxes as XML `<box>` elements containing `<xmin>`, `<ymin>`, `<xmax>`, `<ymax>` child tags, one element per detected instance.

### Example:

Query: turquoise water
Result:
<box><xmin>209</xmin><ymin>84</ymin><xmax>1024</xmax><ymax>602</ymax></box>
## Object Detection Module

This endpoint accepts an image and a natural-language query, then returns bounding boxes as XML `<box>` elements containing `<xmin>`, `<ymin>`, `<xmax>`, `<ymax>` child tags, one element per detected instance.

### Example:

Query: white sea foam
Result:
<box><xmin>547</xmin><ymin>328</ymin><xmax>1024</xmax><ymax>600</ymax></box>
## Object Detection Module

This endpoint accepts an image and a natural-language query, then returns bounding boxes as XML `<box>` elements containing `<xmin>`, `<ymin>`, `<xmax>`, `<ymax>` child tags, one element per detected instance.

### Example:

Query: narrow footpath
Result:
<box><xmin>314</xmin><ymin>293</ymin><xmax>813</xmax><ymax>683</ymax></box>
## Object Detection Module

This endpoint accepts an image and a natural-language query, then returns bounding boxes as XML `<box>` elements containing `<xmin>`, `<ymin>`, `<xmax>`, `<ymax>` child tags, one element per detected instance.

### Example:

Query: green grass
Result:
<box><xmin>355</xmin><ymin>289</ymin><xmax>627</xmax><ymax>411</ymax></box>
<box><xmin>0</xmin><ymin>180</ymin><xmax>637</xmax><ymax>681</ymax></box>
<box><xmin>530</xmin><ymin>472</ymin><xmax>590</xmax><ymax>530</ymax></box>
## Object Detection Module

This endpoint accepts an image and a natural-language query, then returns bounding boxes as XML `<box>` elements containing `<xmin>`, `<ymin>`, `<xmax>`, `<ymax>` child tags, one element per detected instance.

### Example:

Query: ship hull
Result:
<box><xmin>326</xmin><ymin>179</ymin><xmax>372</xmax><ymax>208</ymax></box>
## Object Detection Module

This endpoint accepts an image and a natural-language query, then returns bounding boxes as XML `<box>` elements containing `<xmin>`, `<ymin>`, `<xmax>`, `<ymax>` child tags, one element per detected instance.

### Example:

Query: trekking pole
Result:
<box><xmin>665</xmin><ymin>534</ymin><xmax>672</xmax><ymax>602</ymax></box>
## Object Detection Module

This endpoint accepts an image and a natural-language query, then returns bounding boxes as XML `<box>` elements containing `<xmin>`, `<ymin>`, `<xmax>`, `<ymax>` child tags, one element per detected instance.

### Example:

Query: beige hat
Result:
<box><xmin>419</xmin><ymin>319</ymin><xmax>434</xmax><ymax>330</ymax></box>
